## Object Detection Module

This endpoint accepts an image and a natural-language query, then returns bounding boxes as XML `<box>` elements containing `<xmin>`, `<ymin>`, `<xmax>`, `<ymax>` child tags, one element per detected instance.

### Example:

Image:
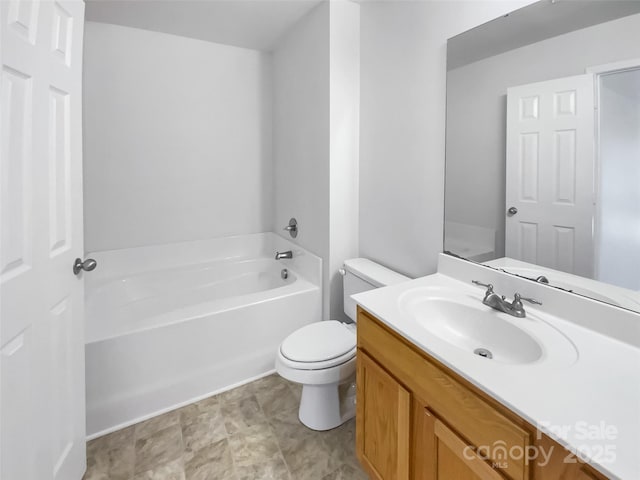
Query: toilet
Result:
<box><xmin>275</xmin><ymin>258</ymin><xmax>409</xmax><ymax>431</ymax></box>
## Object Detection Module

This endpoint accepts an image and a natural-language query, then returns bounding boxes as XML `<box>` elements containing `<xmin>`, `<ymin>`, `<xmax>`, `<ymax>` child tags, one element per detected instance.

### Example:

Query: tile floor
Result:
<box><xmin>84</xmin><ymin>374</ymin><xmax>368</xmax><ymax>480</ymax></box>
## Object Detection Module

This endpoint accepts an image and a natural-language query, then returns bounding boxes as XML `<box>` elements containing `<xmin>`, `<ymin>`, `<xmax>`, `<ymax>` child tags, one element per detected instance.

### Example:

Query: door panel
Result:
<box><xmin>506</xmin><ymin>74</ymin><xmax>595</xmax><ymax>277</ymax></box>
<box><xmin>1</xmin><ymin>327</ymin><xmax>36</xmax><ymax>480</ymax></box>
<box><xmin>0</xmin><ymin>1</ymin><xmax>86</xmax><ymax>478</ymax></box>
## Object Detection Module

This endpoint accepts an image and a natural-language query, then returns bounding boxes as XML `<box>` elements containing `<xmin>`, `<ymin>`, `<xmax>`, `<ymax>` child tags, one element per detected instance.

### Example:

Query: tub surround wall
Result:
<box><xmin>83</xmin><ymin>22</ymin><xmax>272</xmax><ymax>252</ymax></box>
<box><xmin>358</xmin><ymin>0</ymin><xmax>535</xmax><ymax>279</ymax></box>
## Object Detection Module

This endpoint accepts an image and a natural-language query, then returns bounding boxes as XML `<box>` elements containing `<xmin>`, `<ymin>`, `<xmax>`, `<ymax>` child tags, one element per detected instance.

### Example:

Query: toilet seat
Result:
<box><xmin>279</xmin><ymin>320</ymin><xmax>356</xmax><ymax>370</ymax></box>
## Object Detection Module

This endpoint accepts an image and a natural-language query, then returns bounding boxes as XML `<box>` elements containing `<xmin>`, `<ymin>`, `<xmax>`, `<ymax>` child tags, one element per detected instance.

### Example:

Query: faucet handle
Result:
<box><xmin>472</xmin><ymin>280</ymin><xmax>493</xmax><ymax>292</ymax></box>
<box><xmin>513</xmin><ymin>293</ymin><xmax>542</xmax><ymax>306</ymax></box>
<box><xmin>283</xmin><ymin>218</ymin><xmax>298</xmax><ymax>238</ymax></box>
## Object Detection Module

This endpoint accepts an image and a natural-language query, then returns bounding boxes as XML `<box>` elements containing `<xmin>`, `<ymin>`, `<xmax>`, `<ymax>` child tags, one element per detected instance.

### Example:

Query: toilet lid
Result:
<box><xmin>281</xmin><ymin>320</ymin><xmax>356</xmax><ymax>363</ymax></box>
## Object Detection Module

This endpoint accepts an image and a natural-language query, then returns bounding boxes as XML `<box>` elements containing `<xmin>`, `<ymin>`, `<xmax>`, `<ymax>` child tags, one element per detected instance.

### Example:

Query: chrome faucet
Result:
<box><xmin>275</xmin><ymin>250</ymin><xmax>293</xmax><ymax>260</ymax></box>
<box><xmin>472</xmin><ymin>280</ymin><xmax>541</xmax><ymax>318</ymax></box>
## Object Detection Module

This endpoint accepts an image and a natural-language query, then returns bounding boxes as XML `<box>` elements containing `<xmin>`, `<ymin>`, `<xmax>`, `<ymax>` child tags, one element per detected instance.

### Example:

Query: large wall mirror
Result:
<box><xmin>444</xmin><ymin>0</ymin><xmax>640</xmax><ymax>313</ymax></box>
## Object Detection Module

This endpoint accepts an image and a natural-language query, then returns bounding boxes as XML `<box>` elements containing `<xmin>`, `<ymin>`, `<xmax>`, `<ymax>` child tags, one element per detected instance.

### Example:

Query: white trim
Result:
<box><xmin>592</xmin><ymin>72</ymin><xmax>603</xmax><ymax>280</ymax></box>
<box><xmin>586</xmin><ymin>58</ymin><xmax>640</xmax><ymax>75</ymax></box>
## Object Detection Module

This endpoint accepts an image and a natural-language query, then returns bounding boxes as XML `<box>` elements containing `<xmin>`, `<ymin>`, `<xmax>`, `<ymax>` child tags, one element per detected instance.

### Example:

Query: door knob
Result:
<box><xmin>508</xmin><ymin>207</ymin><xmax>518</xmax><ymax>215</ymax></box>
<box><xmin>73</xmin><ymin>258</ymin><xmax>97</xmax><ymax>275</ymax></box>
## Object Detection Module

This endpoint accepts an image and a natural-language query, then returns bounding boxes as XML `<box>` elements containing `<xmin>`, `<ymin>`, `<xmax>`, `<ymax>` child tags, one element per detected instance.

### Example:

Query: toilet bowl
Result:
<box><xmin>275</xmin><ymin>258</ymin><xmax>409</xmax><ymax>431</ymax></box>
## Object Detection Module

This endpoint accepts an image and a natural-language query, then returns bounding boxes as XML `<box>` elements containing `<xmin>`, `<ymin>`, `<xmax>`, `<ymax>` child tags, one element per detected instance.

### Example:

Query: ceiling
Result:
<box><xmin>447</xmin><ymin>0</ymin><xmax>640</xmax><ymax>70</ymax></box>
<box><xmin>85</xmin><ymin>0</ymin><xmax>323</xmax><ymax>51</ymax></box>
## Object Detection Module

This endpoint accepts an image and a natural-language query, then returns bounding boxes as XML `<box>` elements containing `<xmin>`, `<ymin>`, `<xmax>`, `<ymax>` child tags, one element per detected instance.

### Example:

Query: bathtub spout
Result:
<box><xmin>275</xmin><ymin>250</ymin><xmax>293</xmax><ymax>260</ymax></box>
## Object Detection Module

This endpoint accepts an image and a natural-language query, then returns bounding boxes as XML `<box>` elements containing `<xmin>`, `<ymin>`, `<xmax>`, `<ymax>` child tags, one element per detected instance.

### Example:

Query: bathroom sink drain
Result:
<box><xmin>474</xmin><ymin>348</ymin><xmax>493</xmax><ymax>359</ymax></box>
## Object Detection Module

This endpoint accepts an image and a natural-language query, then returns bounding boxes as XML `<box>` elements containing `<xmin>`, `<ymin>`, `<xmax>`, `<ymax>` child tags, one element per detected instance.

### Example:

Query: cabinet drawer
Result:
<box><xmin>358</xmin><ymin>309</ymin><xmax>531</xmax><ymax>480</ymax></box>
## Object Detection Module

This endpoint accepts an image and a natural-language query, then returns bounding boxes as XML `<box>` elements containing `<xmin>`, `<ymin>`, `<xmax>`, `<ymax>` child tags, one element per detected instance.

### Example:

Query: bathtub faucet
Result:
<box><xmin>275</xmin><ymin>250</ymin><xmax>293</xmax><ymax>260</ymax></box>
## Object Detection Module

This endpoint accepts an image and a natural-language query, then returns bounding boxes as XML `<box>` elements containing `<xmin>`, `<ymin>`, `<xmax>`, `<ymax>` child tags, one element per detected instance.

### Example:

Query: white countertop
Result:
<box><xmin>353</xmin><ymin>272</ymin><xmax>640</xmax><ymax>480</ymax></box>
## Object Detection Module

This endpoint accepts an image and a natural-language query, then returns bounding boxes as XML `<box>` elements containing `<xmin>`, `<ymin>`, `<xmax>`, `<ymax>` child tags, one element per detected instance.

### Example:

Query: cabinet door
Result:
<box><xmin>356</xmin><ymin>351</ymin><xmax>411</xmax><ymax>480</ymax></box>
<box><xmin>575</xmin><ymin>468</ymin><xmax>603</xmax><ymax>480</ymax></box>
<box><xmin>531</xmin><ymin>434</ymin><xmax>607</xmax><ymax>480</ymax></box>
<box><xmin>421</xmin><ymin>408</ymin><xmax>504</xmax><ymax>480</ymax></box>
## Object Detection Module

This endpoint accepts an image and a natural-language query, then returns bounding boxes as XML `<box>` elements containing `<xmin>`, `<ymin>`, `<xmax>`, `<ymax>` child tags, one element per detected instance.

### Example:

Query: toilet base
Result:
<box><xmin>298</xmin><ymin>377</ymin><xmax>356</xmax><ymax>431</ymax></box>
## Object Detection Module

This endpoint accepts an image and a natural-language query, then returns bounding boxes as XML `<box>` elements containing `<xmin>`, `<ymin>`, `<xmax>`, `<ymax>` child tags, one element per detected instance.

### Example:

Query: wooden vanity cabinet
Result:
<box><xmin>356</xmin><ymin>351</ymin><xmax>411</xmax><ymax>480</ymax></box>
<box><xmin>355</xmin><ymin>308</ymin><xmax>609</xmax><ymax>480</ymax></box>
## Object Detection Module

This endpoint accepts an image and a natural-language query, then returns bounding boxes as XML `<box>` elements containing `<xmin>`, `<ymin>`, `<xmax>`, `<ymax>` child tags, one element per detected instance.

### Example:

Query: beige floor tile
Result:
<box><xmin>229</xmin><ymin>422</ymin><xmax>291</xmax><ymax>479</ymax></box>
<box><xmin>228</xmin><ymin>423</ymin><xmax>283</xmax><ymax>466</ymax></box>
<box><xmin>288</xmin><ymin>383</ymin><xmax>303</xmax><ymax>402</ymax></box>
<box><xmin>323</xmin><ymin>419</ymin><xmax>360</xmax><ymax>470</ymax></box>
<box><xmin>269</xmin><ymin>412</ymin><xmax>341</xmax><ymax>479</ymax></box>
<box><xmin>134</xmin><ymin>424</ymin><xmax>184</xmax><ymax>474</ymax></box>
<box><xmin>250</xmin><ymin>374</ymin><xmax>289</xmax><ymax>394</ymax></box>
<box><xmin>321</xmin><ymin>463</ymin><xmax>368</xmax><ymax>480</ymax></box>
<box><xmin>82</xmin><ymin>472</ymin><xmax>111</xmax><ymax>480</ymax></box>
<box><xmin>134</xmin><ymin>457</ymin><xmax>185</xmax><ymax>480</ymax></box>
<box><xmin>182</xmin><ymin>408</ymin><xmax>227</xmax><ymax>463</ymax></box>
<box><xmin>177</xmin><ymin>395</ymin><xmax>219</xmax><ymax>424</ymax></box>
<box><xmin>218</xmin><ymin>382</ymin><xmax>255</xmax><ymax>405</ymax></box>
<box><xmin>134</xmin><ymin>410</ymin><xmax>181</xmax><ymax>441</ymax></box>
<box><xmin>85</xmin><ymin>376</ymin><xmax>363</xmax><ymax>480</ymax></box>
<box><xmin>252</xmin><ymin>374</ymin><xmax>300</xmax><ymax>401</ymax></box>
<box><xmin>85</xmin><ymin>442</ymin><xmax>135</xmax><ymax>480</ymax></box>
<box><xmin>221</xmin><ymin>395</ymin><xmax>266</xmax><ymax>434</ymax></box>
<box><xmin>254</xmin><ymin>379</ymin><xmax>299</xmax><ymax>418</ymax></box>
<box><xmin>234</xmin><ymin>458</ymin><xmax>290</xmax><ymax>480</ymax></box>
<box><xmin>184</xmin><ymin>438</ymin><xmax>236</xmax><ymax>480</ymax></box>
<box><xmin>87</xmin><ymin>426</ymin><xmax>135</xmax><ymax>456</ymax></box>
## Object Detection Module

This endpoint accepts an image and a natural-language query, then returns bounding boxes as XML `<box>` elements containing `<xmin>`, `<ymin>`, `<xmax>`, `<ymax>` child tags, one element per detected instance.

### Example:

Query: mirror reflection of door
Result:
<box><xmin>504</xmin><ymin>66</ymin><xmax>640</xmax><ymax>290</ymax></box>
<box><xmin>444</xmin><ymin>1</ymin><xmax>640</xmax><ymax>313</ymax></box>
<box><xmin>505</xmin><ymin>74</ymin><xmax>595</xmax><ymax>278</ymax></box>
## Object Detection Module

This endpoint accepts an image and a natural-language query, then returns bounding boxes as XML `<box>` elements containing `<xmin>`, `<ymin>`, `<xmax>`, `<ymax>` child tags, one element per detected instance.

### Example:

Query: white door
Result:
<box><xmin>505</xmin><ymin>74</ymin><xmax>595</xmax><ymax>277</ymax></box>
<box><xmin>1</xmin><ymin>1</ymin><xmax>86</xmax><ymax>479</ymax></box>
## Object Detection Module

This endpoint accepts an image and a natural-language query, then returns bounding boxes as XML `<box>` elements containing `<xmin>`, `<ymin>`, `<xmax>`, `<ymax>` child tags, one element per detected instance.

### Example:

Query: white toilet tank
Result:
<box><xmin>342</xmin><ymin>258</ymin><xmax>410</xmax><ymax>321</ymax></box>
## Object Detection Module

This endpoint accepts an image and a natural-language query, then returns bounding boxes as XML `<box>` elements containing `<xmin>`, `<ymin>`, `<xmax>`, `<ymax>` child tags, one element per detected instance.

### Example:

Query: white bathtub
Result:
<box><xmin>85</xmin><ymin>233</ymin><xmax>321</xmax><ymax>438</ymax></box>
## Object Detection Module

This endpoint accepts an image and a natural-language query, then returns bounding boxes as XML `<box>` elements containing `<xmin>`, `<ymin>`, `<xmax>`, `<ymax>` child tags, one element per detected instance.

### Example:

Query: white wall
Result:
<box><xmin>597</xmin><ymin>69</ymin><xmax>640</xmax><ymax>290</ymax></box>
<box><xmin>329</xmin><ymin>1</ymin><xmax>360</xmax><ymax>320</ymax></box>
<box><xmin>272</xmin><ymin>3</ymin><xmax>331</xmax><ymax>315</ymax></box>
<box><xmin>359</xmin><ymin>1</ymin><xmax>535</xmax><ymax>279</ymax></box>
<box><xmin>272</xmin><ymin>1</ymin><xmax>360</xmax><ymax>320</ymax></box>
<box><xmin>445</xmin><ymin>13</ymin><xmax>640</xmax><ymax>259</ymax></box>
<box><xmin>83</xmin><ymin>22</ymin><xmax>272</xmax><ymax>252</ymax></box>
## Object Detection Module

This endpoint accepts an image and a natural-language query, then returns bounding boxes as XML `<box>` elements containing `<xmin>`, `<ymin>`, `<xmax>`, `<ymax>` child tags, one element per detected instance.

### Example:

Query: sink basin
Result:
<box><xmin>407</xmin><ymin>299</ymin><xmax>542</xmax><ymax>364</ymax></box>
<box><xmin>399</xmin><ymin>287</ymin><xmax>578</xmax><ymax>366</ymax></box>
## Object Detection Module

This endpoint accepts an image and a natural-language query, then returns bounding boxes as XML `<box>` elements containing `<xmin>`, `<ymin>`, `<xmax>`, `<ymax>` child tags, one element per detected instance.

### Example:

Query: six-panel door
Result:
<box><xmin>1</xmin><ymin>0</ymin><xmax>86</xmax><ymax>478</ymax></box>
<box><xmin>505</xmin><ymin>74</ymin><xmax>595</xmax><ymax>277</ymax></box>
